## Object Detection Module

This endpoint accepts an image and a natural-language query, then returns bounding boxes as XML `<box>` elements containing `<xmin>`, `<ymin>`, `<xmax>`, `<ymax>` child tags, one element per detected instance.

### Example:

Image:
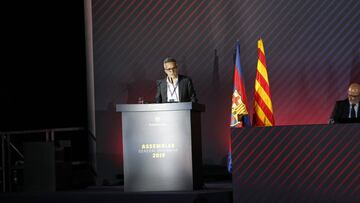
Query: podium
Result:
<box><xmin>116</xmin><ymin>102</ymin><xmax>204</xmax><ymax>192</ymax></box>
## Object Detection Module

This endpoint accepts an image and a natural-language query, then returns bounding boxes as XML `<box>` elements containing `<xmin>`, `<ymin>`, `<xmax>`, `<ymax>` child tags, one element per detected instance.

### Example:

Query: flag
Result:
<box><xmin>231</xmin><ymin>42</ymin><xmax>251</xmax><ymax>127</ymax></box>
<box><xmin>228</xmin><ymin>41</ymin><xmax>251</xmax><ymax>173</ymax></box>
<box><xmin>253</xmin><ymin>38</ymin><xmax>275</xmax><ymax>126</ymax></box>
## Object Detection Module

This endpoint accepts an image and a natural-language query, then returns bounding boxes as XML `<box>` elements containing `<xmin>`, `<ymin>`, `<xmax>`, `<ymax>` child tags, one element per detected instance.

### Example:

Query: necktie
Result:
<box><xmin>351</xmin><ymin>104</ymin><xmax>356</xmax><ymax>118</ymax></box>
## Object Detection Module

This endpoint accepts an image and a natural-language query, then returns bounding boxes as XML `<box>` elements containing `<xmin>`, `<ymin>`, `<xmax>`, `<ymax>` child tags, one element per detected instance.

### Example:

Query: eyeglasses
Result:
<box><xmin>164</xmin><ymin>67</ymin><xmax>177</xmax><ymax>72</ymax></box>
<box><xmin>348</xmin><ymin>94</ymin><xmax>360</xmax><ymax>98</ymax></box>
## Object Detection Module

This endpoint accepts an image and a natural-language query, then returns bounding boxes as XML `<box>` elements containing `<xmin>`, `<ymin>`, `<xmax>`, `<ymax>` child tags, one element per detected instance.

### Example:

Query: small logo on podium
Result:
<box><xmin>149</xmin><ymin>116</ymin><xmax>166</xmax><ymax>127</ymax></box>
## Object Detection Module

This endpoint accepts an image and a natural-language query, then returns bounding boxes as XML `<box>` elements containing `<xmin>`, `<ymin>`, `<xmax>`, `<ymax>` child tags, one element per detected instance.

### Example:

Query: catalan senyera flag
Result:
<box><xmin>253</xmin><ymin>38</ymin><xmax>275</xmax><ymax>126</ymax></box>
<box><xmin>231</xmin><ymin>42</ymin><xmax>251</xmax><ymax>128</ymax></box>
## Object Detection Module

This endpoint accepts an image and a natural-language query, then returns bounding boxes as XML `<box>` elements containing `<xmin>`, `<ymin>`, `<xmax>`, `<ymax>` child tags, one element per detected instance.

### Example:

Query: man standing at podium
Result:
<box><xmin>155</xmin><ymin>57</ymin><xmax>198</xmax><ymax>103</ymax></box>
<box><xmin>329</xmin><ymin>82</ymin><xmax>360</xmax><ymax>123</ymax></box>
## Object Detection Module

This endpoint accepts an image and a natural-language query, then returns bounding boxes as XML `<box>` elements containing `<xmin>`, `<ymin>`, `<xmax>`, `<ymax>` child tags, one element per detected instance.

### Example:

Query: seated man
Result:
<box><xmin>155</xmin><ymin>57</ymin><xmax>197</xmax><ymax>103</ymax></box>
<box><xmin>329</xmin><ymin>82</ymin><xmax>360</xmax><ymax>124</ymax></box>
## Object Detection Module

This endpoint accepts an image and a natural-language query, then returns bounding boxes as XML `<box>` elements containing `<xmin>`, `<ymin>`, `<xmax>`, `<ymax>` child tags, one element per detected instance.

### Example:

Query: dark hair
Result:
<box><xmin>163</xmin><ymin>57</ymin><xmax>177</xmax><ymax>64</ymax></box>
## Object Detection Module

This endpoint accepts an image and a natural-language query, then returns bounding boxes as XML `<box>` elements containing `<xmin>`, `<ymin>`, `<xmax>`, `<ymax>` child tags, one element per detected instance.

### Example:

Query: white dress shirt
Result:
<box><xmin>166</xmin><ymin>77</ymin><xmax>179</xmax><ymax>102</ymax></box>
<box><xmin>349</xmin><ymin>102</ymin><xmax>359</xmax><ymax>118</ymax></box>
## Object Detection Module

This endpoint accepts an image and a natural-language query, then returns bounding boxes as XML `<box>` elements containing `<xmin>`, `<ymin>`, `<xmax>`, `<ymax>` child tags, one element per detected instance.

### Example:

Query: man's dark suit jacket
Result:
<box><xmin>330</xmin><ymin>99</ymin><xmax>360</xmax><ymax>123</ymax></box>
<box><xmin>155</xmin><ymin>75</ymin><xmax>197</xmax><ymax>103</ymax></box>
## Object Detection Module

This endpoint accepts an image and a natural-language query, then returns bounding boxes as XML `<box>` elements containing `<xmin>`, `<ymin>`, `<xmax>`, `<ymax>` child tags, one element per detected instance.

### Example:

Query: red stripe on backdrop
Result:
<box><xmin>287</xmin><ymin>126</ymin><xmax>347</xmax><ymax>189</ymax></box>
<box><xmin>137</xmin><ymin>0</ymin><xmax>200</xmax><ymax>48</ymax></box>
<box><xmin>111</xmin><ymin>0</ymin><xmax>201</xmax><ymax>71</ymax></box>
<box><xmin>244</xmin><ymin>127</ymin><xmax>293</xmax><ymax>184</ymax></box>
<box><xmin>175</xmin><ymin>0</ymin><xmax>225</xmax><ymax>52</ymax></box>
<box><xmin>97</xmin><ymin>0</ymin><xmax>185</xmax><ymax>67</ymax></box>
<box><xmin>94</xmin><ymin>0</ymin><xmax>140</xmax><ymax>53</ymax></box>
<box><xmin>233</xmin><ymin>127</ymin><xmax>276</xmax><ymax>175</ymax></box>
<box><xmin>148</xmin><ymin>0</ymin><xmax>227</xmax><ymax>89</ymax></box>
<box><xmin>171</xmin><ymin>1</ymin><xmax>216</xmax><ymax>50</ymax></box>
<box><xmin>175</xmin><ymin>1</ymin><xmax>232</xmax><ymax>79</ymax></box>
<box><xmin>101</xmin><ymin>0</ymin><xmax>142</xmax><ymax>38</ymax></box>
<box><xmin>99</xmin><ymin>0</ymin><xmax>164</xmax><ymax>60</ymax></box>
<box><xmin>232</xmin><ymin>127</ymin><xmax>266</xmax><ymax>166</ymax></box>
<box><xmin>341</xmin><ymin>164</ymin><xmax>360</xmax><ymax>195</ymax></box>
<box><xmin>94</xmin><ymin>0</ymin><xmax>130</xmax><ymax>29</ymax></box>
<box><xmin>231</xmin><ymin>125</ymin><xmax>360</xmax><ymax>202</ymax></box>
<box><xmin>300</xmin><ymin>126</ymin><xmax>348</xmax><ymax>190</ymax></box>
<box><xmin>260</xmin><ymin>126</ymin><xmax>315</xmax><ymax>185</ymax></box>
<box><xmin>324</xmin><ymin>149</ymin><xmax>359</xmax><ymax>193</ymax></box>
<box><xmin>280</xmin><ymin>128</ymin><xmax>331</xmax><ymax>188</ymax></box>
<box><xmin>183</xmin><ymin>0</ymin><xmax>243</xmax><ymax>73</ymax></box>
<box><xmin>93</xmin><ymin>0</ymin><xmax>113</xmax><ymax>18</ymax></box>
<box><xmin>349</xmin><ymin>171</ymin><xmax>360</xmax><ymax>197</ymax></box>
<box><xmin>108</xmin><ymin>0</ymin><xmax>155</xmax><ymax>34</ymax></box>
<box><xmin>253</xmin><ymin>126</ymin><xmax>307</xmax><ymax>184</ymax></box>
<box><xmin>114</xmin><ymin>0</ymin><xmax>163</xmax><ymax>44</ymax></box>
<box><xmin>118</xmin><ymin>0</ymin><xmax>214</xmax><ymax>76</ymax></box>
<box><xmin>265</xmin><ymin>126</ymin><xmax>325</xmax><ymax>187</ymax></box>
<box><xmin>276</xmin><ymin>126</ymin><xmax>335</xmax><ymax>188</ymax></box>
<box><xmin>231</xmin><ymin>127</ymin><xmax>258</xmax><ymax>156</ymax></box>
<box><xmin>241</xmin><ymin>127</ymin><xmax>288</xmax><ymax>184</ymax></box>
<box><xmin>334</xmin><ymin>151</ymin><xmax>360</xmax><ymax>193</ymax></box>
<box><xmin>314</xmin><ymin>138</ymin><xmax>359</xmax><ymax>193</ymax></box>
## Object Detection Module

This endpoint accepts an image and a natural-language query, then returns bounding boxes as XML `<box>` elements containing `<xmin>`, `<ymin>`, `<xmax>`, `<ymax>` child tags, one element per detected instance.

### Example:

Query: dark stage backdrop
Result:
<box><xmin>1</xmin><ymin>1</ymin><xmax>87</xmax><ymax>131</ymax></box>
<box><xmin>91</xmin><ymin>0</ymin><xmax>360</xmax><ymax>181</ymax></box>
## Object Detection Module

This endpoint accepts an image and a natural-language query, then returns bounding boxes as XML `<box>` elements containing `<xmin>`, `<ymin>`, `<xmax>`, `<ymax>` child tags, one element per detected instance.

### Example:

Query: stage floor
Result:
<box><xmin>0</xmin><ymin>181</ymin><xmax>233</xmax><ymax>203</ymax></box>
